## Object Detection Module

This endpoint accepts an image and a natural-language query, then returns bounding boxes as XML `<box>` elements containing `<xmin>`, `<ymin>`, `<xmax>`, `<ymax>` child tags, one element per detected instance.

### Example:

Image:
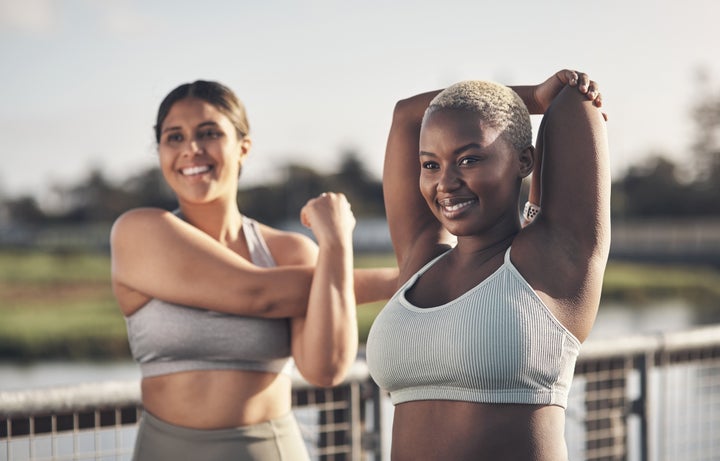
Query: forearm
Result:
<box><xmin>294</xmin><ymin>242</ymin><xmax>357</xmax><ymax>387</ymax></box>
<box><xmin>509</xmin><ymin>85</ymin><xmax>545</xmax><ymax>114</ymax></box>
<box><xmin>384</xmin><ymin>91</ymin><xmax>450</xmax><ymax>269</ymax></box>
<box><xmin>354</xmin><ymin>267</ymin><xmax>399</xmax><ymax>304</ymax></box>
<box><xmin>528</xmin><ymin>141</ymin><xmax>543</xmax><ymax>207</ymax></box>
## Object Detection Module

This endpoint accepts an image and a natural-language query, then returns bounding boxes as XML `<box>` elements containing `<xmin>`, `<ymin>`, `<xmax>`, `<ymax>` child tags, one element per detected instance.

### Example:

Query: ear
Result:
<box><xmin>517</xmin><ymin>145</ymin><xmax>534</xmax><ymax>178</ymax></box>
<box><xmin>238</xmin><ymin>137</ymin><xmax>252</xmax><ymax>163</ymax></box>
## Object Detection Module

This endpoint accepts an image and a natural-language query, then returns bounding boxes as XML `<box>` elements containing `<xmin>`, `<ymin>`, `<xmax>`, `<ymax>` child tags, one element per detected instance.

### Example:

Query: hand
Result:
<box><xmin>300</xmin><ymin>192</ymin><xmax>356</xmax><ymax>246</ymax></box>
<box><xmin>534</xmin><ymin>69</ymin><xmax>607</xmax><ymax>120</ymax></box>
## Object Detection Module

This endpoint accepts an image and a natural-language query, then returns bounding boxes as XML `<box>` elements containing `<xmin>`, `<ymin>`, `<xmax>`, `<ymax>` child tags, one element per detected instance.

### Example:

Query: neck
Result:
<box><xmin>178</xmin><ymin>198</ymin><xmax>243</xmax><ymax>245</ymax></box>
<box><xmin>453</xmin><ymin>232</ymin><xmax>517</xmax><ymax>265</ymax></box>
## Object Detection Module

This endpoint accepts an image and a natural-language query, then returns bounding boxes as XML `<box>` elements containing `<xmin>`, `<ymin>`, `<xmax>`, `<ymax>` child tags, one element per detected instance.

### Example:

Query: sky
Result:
<box><xmin>1</xmin><ymin>0</ymin><xmax>719</xmax><ymax>203</ymax></box>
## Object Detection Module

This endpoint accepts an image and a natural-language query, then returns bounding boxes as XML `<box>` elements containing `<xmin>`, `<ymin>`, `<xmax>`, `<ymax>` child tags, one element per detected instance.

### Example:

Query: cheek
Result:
<box><xmin>418</xmin><ymin>173</ymin><xmax>436</xmax><ymax>200</ymax></box>
<box><xmin>157</xmin><ymin>149</ymin><xmax>173</xmax><ymax>171</ymax></box>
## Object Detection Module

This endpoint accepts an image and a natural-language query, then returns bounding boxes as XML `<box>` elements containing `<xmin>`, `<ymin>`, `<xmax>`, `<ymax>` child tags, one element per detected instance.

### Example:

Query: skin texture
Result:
<box><xmin>111</xmin><ymin>92</ymin><xmax>397</xmax><ymax>430</ymax></box>
<box><xmin>381</xmin><ymin>70</ymin><xmax>609</xmax><ymax>460</ymax></box>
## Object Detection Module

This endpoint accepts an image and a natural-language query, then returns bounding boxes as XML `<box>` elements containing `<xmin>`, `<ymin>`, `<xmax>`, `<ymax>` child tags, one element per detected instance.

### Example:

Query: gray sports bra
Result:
<box><xmin>366</xmin><ymin>247</ymin><xmax>581</xmax><ymax>409</ymax></box>
<box><xmin>125</xmin><ymin>215</ymin><xmax>292</xmax><ymax>378</ymax></box>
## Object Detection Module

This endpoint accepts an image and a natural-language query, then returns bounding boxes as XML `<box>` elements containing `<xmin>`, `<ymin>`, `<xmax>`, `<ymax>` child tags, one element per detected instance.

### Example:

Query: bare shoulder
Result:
<box><xmin>111</xmin><ymin>208</ymin><xmax>175</xmax><ymax>239</ymax></box>
<box><xmin>254</xmin><ymin>222</ymin><xmax>318</xmax><ymax>266</ymax></box>
<box><xmin>110</xmin><ymin>209</ymin><xmax>173</xmax><ymax>315</ymax></box>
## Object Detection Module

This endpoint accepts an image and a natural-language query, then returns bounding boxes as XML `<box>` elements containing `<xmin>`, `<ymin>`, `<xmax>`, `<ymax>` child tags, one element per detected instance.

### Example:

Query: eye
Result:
<box><xmin>459</xmin><ymin>156</ymin><xmax>480</xmax><ymax>166</ymax></box>
<box><xmin>421</xmin><ymin>161</ymin><xmax>439</xmax><ymax>170</ymax></box>
<box><xmin>164</xmin><ymin>132</ymin><xmax>183</xmax><ymax>144</ymax></box>
<box><xmin>198</xmin><ymin>129</ymin><xmax>223</xmax><ymax>140</ymax></box>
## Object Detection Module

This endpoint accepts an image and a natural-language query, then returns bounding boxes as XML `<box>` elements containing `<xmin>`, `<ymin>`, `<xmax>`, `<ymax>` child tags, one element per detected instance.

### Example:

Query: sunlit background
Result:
<box><xmin>1</xmin><ymin>0</ymin><xmax>719</xmax><ymax>201</ymax></box>
<box><xmin>2</xmin><ymin>2</ymin><xmax>720</xmax><ymax>460</ymax></box>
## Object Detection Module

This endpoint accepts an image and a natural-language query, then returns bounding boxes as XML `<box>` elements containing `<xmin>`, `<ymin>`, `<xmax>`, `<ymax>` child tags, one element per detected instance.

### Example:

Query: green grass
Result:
<box><xmin>1</xmin><ymin>249</ymin><xmax>719</xmax><ymax>361</ymax></box>
<box><xmin>601</xmin><ymin>261</ymin><xmax>720</xmax><ymax>305</ymax></box>
<box><xmin>0</xmin><ymin>249</ymin><xmax>112</xmax><ymax>283</ymax></box>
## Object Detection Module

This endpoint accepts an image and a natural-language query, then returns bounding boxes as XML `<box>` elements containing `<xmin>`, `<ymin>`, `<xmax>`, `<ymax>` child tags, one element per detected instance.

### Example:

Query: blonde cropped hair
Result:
<box><xmin>425</xmin><ymin>80</ymin><xmax>532</xmax><ymax>151</ymax></box>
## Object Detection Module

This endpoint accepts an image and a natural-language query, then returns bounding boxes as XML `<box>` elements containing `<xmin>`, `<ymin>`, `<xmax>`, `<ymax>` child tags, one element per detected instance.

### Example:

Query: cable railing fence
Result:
<box><xmin>2</xmin><ymin>326</ymin><xmax>720</xmax><ymax>461</ymax></box>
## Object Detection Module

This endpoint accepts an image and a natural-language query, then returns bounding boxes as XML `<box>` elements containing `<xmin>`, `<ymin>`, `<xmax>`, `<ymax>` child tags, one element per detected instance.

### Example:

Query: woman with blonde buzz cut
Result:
<box><xmin>366</xmin><ymin>70</ymin><xmax>609</xmax><ymax>460</ymax></box>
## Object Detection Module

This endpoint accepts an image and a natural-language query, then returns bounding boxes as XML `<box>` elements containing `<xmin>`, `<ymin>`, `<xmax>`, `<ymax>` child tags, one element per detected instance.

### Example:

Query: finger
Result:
<box><xmin>585</xmin><ymin>80</ymin><xmax>599</xmax><ymax>100</ymax></box>
<box><xmin>560</xmin><ymin>69</ymin><xmax>579</xmax><ymax>86</ymax></box>
<box><xmin>576</xmin><ymin>72</ymin><xmax>590</xmax><ymax>93</ymax></box>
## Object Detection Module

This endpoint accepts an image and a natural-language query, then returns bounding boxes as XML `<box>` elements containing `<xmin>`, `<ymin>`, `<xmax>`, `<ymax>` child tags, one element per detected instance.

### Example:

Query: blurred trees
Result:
<box><xmin>1</xmin><ymin>150</ymin><xmax>385</xmax><ymax>227</ymax></box>
<box><xmin>3</xmin><ymin>76</ymin><xmax>720</xmax><ymax>227</ymax></box>
<box><xmin>611</xmin><ymin>74</ymin><xmax>720</xmax><ymax>218</ymax></box>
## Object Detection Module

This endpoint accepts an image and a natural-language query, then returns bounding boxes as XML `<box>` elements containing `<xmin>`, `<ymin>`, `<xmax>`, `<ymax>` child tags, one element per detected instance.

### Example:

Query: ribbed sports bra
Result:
<box><xmin>125</xmin><ymin>215</ymin><xmax>292</xmax><ymax>378</ymax></box>
<box><xmin>365</xmin><ymin>247</ymin><xmax>581</xmax><ymax>409</ymax></box>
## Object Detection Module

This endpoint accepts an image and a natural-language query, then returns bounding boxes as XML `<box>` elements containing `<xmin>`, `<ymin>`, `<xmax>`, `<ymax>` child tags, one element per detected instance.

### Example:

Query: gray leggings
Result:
<box><xmin>132</xmin><ymin>411</ymin><xmax>311</xmax><ymax>461</ymax></box>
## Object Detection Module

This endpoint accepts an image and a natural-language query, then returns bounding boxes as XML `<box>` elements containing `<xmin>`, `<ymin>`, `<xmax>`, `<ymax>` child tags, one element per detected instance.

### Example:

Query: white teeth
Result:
<box><xmin>442</xmin><ymin>200</ymin><xmax>473</xmax><ymax>211</ymax></box>
<box><xmin>181</xmin><ymin>165</ymin><xmax>211</xmax><ymax>176</ymax></box>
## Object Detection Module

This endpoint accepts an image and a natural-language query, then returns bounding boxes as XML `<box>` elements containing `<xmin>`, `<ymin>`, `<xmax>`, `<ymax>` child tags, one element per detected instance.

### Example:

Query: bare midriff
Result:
<box><xmin>391</xmin><ymin>400</ymin><xmax>568</xmax><ymax>461</ymax></box>
<box><xmin>140</xmin><ymin>369</ymin><xmax>292</xmax><ymax>429</ymax></box>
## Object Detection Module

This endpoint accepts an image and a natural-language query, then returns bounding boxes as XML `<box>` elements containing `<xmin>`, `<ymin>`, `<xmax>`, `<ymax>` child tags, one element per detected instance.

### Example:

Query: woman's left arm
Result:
<box><xmin>517</xmin><ymin>82</ymin><xmax>610</xmax><ymax>342</ymax></box>
<box><xmin>513</xmin><ymin>70</ymin><xmax>606</xmax><ymax>226</ymax></box>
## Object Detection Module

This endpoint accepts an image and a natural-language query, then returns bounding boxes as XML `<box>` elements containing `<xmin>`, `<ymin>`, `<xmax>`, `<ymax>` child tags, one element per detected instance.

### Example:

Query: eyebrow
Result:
<box><xmin>419</xmin><ymin>142</ymin><xmax>483</xmax><ymax>157</ymax></box>
<box><xmin>161</xmin><ymin>121</ymin><xmax>219</xmax><ymax>134</ymax></box>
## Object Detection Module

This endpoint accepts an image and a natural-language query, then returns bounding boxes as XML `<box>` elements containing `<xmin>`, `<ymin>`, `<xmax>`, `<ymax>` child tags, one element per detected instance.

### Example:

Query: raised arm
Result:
<box><xmin>514</xmin><ymin>70</ymin><xmax>605</xmax><ymax>226</ymax></box>
<box><xmin>383</xmin><ymin>91</ymin><xmax>455</xmax><ymax>279</ymax></box>
<box><xmin>290</xmin><ymin>193</ymin><xmax>358</xmax><ymax>387</ymax></box>
<box><xmin>110</xmin><ymin>208</ymin><xmax>313</xmax><ymax>318</ymax></box>
<box><xmin>514</xmin><ymin>84</ymin><xmax>610</xmax><ymax>342</ymax></box>
<box><xmin>534</xmin><ymin>86</ymin><xmax>610</xmax><ymax>260</ymax></box>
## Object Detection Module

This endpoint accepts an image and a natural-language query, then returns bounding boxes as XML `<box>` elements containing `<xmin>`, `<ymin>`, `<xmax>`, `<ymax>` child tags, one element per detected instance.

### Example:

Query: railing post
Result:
<box><xmin>583</xmin><ymin>356</ymin><xmax>630</xmax><ymax>460</ymax></box>
<box><xmin>360</xmin><ymin>379</ymin><xmax>383</xmax><ymax>460</ymax></box>
<box><xmin>631</xmin><ymin>352</ymin><xmax>655</xmax><ymax>461</ymax></box>
<box><xmin>349</xmin><ymin>382</ymin><xmax>361</xmax><ymax>461</ymax></box>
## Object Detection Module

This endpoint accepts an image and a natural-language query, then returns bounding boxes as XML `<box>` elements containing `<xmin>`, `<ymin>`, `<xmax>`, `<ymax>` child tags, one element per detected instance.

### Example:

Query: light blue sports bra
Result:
<box><xmin>366</xmin><ymin>247</ymin><xmax>581</xmax><ymax>409</ymax></box>
<box><xmin>125</xmin><ymin>215</ymin><xmax>292</xmax><ymax>378</ymax></box>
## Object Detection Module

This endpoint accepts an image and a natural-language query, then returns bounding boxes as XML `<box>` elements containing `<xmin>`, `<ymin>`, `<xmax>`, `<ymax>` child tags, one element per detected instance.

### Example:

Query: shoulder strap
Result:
<box><xmin>242</xmin><ymin>217</ymin><xmax>277</xmax><ymax>268</ymax></box>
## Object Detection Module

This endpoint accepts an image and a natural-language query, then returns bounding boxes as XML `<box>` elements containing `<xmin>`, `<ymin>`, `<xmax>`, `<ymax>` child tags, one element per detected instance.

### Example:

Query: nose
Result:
<box><xmin>182</xmin><ymin>139</ymin><xmax>204</xmax><ymax>156</ymax></box>
<box><xmin>437</xmin><ymin>166</ymin><xmax>461</xmax><ymax>192</ymax></box>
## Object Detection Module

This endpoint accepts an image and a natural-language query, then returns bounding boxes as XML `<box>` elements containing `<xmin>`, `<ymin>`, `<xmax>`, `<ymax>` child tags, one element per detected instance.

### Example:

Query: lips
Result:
<box><xmin>437</xmin><ymin>197</ymin><xmax>477</xmax><ymax>218</ymax></box>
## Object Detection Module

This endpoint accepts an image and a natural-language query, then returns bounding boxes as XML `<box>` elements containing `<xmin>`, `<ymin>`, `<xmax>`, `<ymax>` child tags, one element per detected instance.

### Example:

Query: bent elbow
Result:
<box><xmin>392</xmin><ymin>98</ymin><xmax>419</xmax><ymax>126</ymax></box>
<box><xmin>297</xmin><ymin>349</ymin><xmax>357</xmax><ymax>388</ymax></box>
<box><xmin>303</xmin><ymin>366</ymin><xmax>350</xmax><ymax>389</ymax></box>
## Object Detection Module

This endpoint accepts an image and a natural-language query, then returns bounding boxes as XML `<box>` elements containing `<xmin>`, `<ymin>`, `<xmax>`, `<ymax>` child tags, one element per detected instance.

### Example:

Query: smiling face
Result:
<box><xmin>419</xmin><ymin>108</ymin><xmax>532</xmax><ymax>237</ymax></box>
<box><xmin>158</xmin><ymin>97</ymin><xmax>251</xmax><ymax>206</ymax></box>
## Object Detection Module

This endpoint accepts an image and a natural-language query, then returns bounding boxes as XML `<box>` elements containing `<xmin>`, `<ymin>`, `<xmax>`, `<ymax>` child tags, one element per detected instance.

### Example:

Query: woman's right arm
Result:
<box><xmin>110</xmin><ymin>208</ymin><xmax>313</xmax><ymax>318</ymax></box>
<box><xmin>383</xmin><ymin>91</ymin><xmax>455</xmax><ymax>279</ymax></box>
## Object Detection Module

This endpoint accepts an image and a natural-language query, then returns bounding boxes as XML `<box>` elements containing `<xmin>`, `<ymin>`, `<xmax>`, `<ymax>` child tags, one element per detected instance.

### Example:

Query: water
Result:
<box><xmin>2</xmin><ymin>299</ymin><xmax>716</xmax><ymax>391</ymax></box>
<box><xmin>0</xmin><ymin>361</ymin><xmax>140</xmax><ymax>392</ymax></box>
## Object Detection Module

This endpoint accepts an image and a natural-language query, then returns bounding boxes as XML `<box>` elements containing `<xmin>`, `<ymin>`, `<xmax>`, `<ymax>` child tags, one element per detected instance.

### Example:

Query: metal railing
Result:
<box><xmin>0</xmin><ymin>362</ymin><xmax>382</xmax><ymax>461</ymax></box>
<box><xmin>3</xmin><ymin>325</ymin><xmax>720</xmax><ymax>461</ymax></box>
<box><xmin>567</xmin><ymin>325</ymin><xmax>720</xmax><ymax>461</ymax></box>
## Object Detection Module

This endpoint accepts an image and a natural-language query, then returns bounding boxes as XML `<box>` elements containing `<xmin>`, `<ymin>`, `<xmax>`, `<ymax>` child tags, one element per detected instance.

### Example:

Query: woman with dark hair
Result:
<box><xmin>111</xmin><ymin>80</ymin><xmax>396</xmax><ymax>461</ymax></box>
<box><xmin>366</xmin><ymin>70</ymin><xmax>609</xmax><ymax>460</ymax></box>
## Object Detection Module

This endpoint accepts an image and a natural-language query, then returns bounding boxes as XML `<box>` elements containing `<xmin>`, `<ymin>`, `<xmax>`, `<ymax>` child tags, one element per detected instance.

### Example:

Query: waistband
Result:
<box><xmin>141</xmin><ymin>410</ymin><xmax>300</xmax><ymax>441</ymax></box>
